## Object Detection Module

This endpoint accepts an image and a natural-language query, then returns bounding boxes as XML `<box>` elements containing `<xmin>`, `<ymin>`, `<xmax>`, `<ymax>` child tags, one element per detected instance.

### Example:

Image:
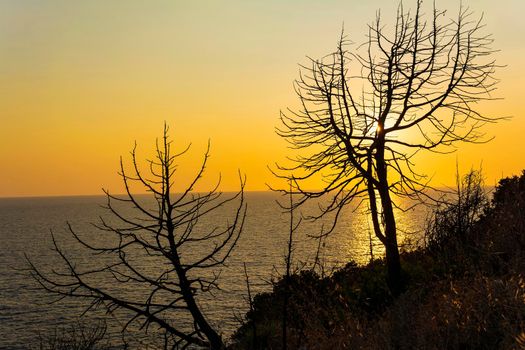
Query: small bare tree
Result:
<box><xmin>282</xmin><ymin>182</ymin><xmax>301</xmax><ymax>350</ymax></box>
<box><xmin>28</xmin><ymin>124</ymin><xmax>246</xmax><ymax>349</ymax></box>
<box><xmin>425</xmin><ymin>166</ymin><xmax>488</xmax><ymax>250</ymax></box>
<box><xmin>274</xmin><ymin>0</ymin><xmax>500</xmax><ymax>292</ymax></box>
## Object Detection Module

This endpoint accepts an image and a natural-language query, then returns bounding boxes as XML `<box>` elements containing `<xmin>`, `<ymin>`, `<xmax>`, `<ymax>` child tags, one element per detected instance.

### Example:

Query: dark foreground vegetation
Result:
<box><xmin>231</xmin><ymin>170</ymin><xmax>525</xmax><ymax>349</ymax></box>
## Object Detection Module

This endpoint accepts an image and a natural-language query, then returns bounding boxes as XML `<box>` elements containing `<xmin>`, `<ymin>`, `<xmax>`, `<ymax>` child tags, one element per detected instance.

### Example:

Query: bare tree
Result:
<box><xmin>274</xmin><ymin>0</ymin><xmax>500</xmax><ymax>292</ymax></box>
<box><xmin>28</xmin><ymin>124</ymin><xmax>246</xmax><ymax>349</ymax></box>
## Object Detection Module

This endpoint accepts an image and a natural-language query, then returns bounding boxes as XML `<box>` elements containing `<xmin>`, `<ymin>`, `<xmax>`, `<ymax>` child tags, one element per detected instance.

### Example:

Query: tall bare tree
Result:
<box><xmin>274</xmin><ymin>0</ymin><xmax>500</xmax><ymax>292</ymax></box>
<box><xmin>28</xmin><ymin>124</ymin><xmax>246</xmax><ymax>349</ymax></box>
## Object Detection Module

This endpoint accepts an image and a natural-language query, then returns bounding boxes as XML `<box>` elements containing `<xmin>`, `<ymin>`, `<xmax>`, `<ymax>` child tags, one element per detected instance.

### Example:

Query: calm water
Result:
<box><xmin>0</xmin><ymin>192</ymin><xmax>425</xmax><ymax>348</ymax></box>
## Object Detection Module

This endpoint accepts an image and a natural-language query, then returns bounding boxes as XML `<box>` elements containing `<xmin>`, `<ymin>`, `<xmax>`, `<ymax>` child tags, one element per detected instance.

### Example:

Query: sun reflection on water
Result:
<box><xmin>0</xmin><ymin>193</ymin><xmax>429</xmax><ymax>346</ymax></box>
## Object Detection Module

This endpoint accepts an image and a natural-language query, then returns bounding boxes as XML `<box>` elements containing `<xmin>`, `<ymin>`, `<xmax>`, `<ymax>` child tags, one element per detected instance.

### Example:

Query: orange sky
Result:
<box><xmin>1</xmin><ymin>0</ymin><xmax>524</xmax><ymax>197</ymax></box>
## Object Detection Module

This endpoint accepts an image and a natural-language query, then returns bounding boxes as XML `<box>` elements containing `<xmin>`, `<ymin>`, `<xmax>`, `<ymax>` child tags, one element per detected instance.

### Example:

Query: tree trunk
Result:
<box><xmin>167</xmin><ymin>217</ymin><xmax>224</xmax><ymax>349</ymax></box>
<box><xmin>379</xmin><ymin>187</ymin><xmax>403</xmax><ymax>295</ymax></box>
<box><xmin>375</xmin><ymin>141</ymin><xmax>403</xmax><ymax>295</ymax></box>
<box><xmin>174</xmin><ymin>255</ymin><xmax>224</xmax><ymax>349</ymax></box>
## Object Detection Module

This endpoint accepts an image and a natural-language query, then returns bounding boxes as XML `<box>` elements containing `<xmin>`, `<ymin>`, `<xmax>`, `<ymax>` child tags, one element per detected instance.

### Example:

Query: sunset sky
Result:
<box><xmin>1</xmin><ymin>0</ymin><xmax>524</xmax><ymax>197</ymax></box>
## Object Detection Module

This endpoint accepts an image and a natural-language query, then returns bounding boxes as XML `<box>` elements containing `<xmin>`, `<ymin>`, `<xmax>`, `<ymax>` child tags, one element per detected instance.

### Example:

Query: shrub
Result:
<box><xmin>34</xmin><ymin>320</ymin><xmax>112</xmax><ymax>350</ymax></box>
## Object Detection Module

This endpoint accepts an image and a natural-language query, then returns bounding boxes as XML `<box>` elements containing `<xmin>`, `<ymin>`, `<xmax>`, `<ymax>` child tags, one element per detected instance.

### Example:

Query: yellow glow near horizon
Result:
<box><xmin>0</xmin><ymin>0</ymin><xmax>524</xmax><ymax>197</ymax></box>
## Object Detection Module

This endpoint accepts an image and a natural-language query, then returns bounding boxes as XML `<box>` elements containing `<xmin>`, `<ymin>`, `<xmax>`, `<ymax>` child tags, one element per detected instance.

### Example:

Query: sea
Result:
<box><xmin>0</xmin><ymin>192</ymin><xmax>427</xmax><ymax>348</ymax></box>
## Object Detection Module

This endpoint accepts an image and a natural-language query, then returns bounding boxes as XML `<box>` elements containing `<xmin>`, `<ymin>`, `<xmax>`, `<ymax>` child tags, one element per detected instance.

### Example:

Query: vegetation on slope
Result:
<box><xmin>231</xmin><ymin>170</ymin><xmax>525</xmax><ymax>349</ymax></box>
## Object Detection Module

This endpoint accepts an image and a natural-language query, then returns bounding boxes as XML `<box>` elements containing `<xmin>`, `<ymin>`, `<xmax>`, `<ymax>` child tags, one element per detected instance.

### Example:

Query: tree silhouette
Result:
<box><xmin>28</xmin><ymin>124</ymin><xmax>246</xmax><ymax>349</ymax></box>
<box><xmin>274</xmin><ymin>0</ymin><xmax>500</xmax><ymax>292</ymax></box>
